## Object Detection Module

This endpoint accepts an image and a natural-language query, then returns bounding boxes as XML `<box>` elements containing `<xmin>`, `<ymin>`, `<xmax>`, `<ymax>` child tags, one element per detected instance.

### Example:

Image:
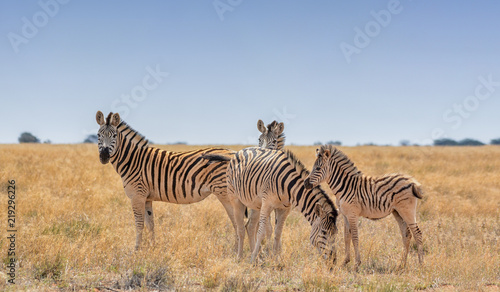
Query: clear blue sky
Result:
<box><xmin>1</xmin><ymin>0</ymin><xmax>500</xmax><ymax>145</ymax></box>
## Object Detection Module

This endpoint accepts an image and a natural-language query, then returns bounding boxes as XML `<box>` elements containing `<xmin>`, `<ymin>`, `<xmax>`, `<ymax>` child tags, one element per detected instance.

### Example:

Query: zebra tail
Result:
<box><xmin>201</xmin><ymin>153</ymin><xmax>232</xmax><ymax>164</ymax></box>
<box><xmin>412</xmin><ymin>183</ymin><xmax>423</xmax><ymax>199</ymax></box>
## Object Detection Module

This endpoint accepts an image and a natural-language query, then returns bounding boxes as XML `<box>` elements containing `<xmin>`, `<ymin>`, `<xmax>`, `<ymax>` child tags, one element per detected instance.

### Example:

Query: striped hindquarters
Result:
<box><xmin>364</xmin><ymin>174</ymin><xmax>422</xmax><ymax>216</ymax></box>
<box><xmin>143</xmin><ymin>147</ymin><xmax>235</xmax><ymax>203</ymax></box>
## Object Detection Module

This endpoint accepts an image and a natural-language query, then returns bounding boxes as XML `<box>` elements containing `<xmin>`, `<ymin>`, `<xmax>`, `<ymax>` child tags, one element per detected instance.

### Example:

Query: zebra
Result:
<box><xmin>95</xmin><ymin>111</ymin><xmax>237</xmax><ymax>250</ymax></box>
<box><xmin>203</xmin><ymin>147</ymin><xmax>339</xmax><ymax>264</ymax></box>
<box><xmin>245</xmin><ymin>120</ymin><xmax>286</xmax><ymax>250</ymax></box>
<box><xmin>257</xmin><ymin>119</ymin><xmax>285</xmax><ymax>150</ymax></box>
<box><xmin>304</xmin><ymin>144</ymin><xmax>423</xmax><ymax>269</ymax></box>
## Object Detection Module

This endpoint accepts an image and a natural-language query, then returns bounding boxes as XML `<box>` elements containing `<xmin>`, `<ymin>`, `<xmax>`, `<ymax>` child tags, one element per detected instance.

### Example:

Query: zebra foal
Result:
<box><xmin>204</xmin><ymin>147</ymin><xmax>339</xmax><ymax>264</ymax></box>
<box><xmin>304</xmin><ymin>145</ymin><xmax>423</xmax><ymax>270</ymax></box>
<box><xmin>245</xmin><ymin>119</ymin><xmax>286</xmax><ymax>250</ymax></box>
<box><xmin>257</xmin><ymin>119</ymin><xmax>285</xmax><ymax>150</ymax></box>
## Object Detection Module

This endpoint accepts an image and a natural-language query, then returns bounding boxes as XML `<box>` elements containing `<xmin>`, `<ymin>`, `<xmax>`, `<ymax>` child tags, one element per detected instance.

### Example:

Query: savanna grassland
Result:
<box><xmin>0</xmin><ymin>144</ymin><xmax>499</xmax><ymax>291</ymax></box>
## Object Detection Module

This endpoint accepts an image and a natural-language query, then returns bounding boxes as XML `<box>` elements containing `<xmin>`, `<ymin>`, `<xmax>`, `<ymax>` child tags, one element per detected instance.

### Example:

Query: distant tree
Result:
<box><xmin>400</xmin><ymin>140</ymin><xmax>410</xmax><ymax>146</ymax></box>
<box><xmin>313</xmin><ymin>141</ymin><xmax>322</xmax><ymax>146</ymax></box>
<box><xmin>43</xmin><ymin>140</ymin><xmax>52</xmax><ymax>144</ymax></box>
<box><xmin>173</xmin><ymin>141</ymin><xmax>187</xmax><ymax>145</ymax></box>
<box><xmin>490</xmin><ymin>138</ymin><xmax>500</xmax><ymax>145</ymax></box>
<box><xmin>84</xmin><ymin>134</ymin><xmax>98</xmax><ymax>144</ymax></box>
<box><xmin>326</xmin><ymin>140</ymin><xmax>342</xmax><ymax>146</ymax></box>
<box><xmin>18</xmin><ymin>132</ymin><xmax>40</xmax><ymax>143</ymax></box>
<box><xmin>457</xmin><ymin>138</ymin><xmax>484</xmax><ymax>146</ymax></box>
<box><xmin>363</xmin><ymin>142</ymin><xmax>377</xmax><ymax>146</ymax></box>
<box><xmin>433</xmin><ymin>138</ymin><xmax>458</xmax><ymax>146</ymax></box>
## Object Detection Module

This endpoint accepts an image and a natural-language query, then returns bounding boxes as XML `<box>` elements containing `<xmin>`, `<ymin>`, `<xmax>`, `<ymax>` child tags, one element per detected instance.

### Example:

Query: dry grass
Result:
<box><xmin>0</xmin><ymin>144</ymin><xmax>499</xmax><ymax>291</ymax></box>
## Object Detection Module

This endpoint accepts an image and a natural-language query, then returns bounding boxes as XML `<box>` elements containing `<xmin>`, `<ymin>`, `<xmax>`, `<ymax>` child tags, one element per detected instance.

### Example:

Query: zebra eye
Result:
<box><xmin>316</xmin><ymin>167</ymin><xmax>321</xmax><ymax>171</ymax></box>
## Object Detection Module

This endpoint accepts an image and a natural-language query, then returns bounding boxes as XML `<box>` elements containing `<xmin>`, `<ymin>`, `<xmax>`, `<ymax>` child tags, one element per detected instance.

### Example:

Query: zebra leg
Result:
<box><xmin>397</xmin><ymin>207</ymin><xmax>424</xmax><ymax>265</ymax></box>
<box><xmin>343</xmin><ymin>215</ymin><xmax>352</xmax><ymax>265</ymax></box>
<box><xmin>145</xmin><ymin>200</ymin><xmax>155</xmax><ymax>247</ymax></box>
<box><xmin>408</xmin><ymin>223</ymin><xmax>424</xmax><ymax>264</ymax></box>
<box><xmin>392</xmin><ymin>210</ymin><xmax>411</xmax><ymax>268</ymax></box>
<box><xmin>131</xmin><ymin>195</ymin><xmax>147</xmax><ymax>251</ymax></box>
<box><xmin>273</xmin><ymin>208</ymin><xmax>291</xmax><ymax>256</ymax></box>
<box><xmin>347</xmin><ymin>215</ymin><xmax>361</xmax><ymax>270</ymax></box>
<box><xmin>231</xmin><ymin>199</ymin><xmax>247</xmax><ymax>261</ymax></box>
<box><xmin>250</xmin><ymin>204</ymin><xmax>273</xmax><ymax>264</ymax></box>
<box><xmin>246</xmin><ymin>209</ymin><xmax>260</xmax><ymax>251</ymax></box>
<box><xmin>215</xmin><ymin>195</ymin><xmax>239</xmax><ymax>251</ymax></box>
<box><xmin>266</xmin><ymin>211</ymin><xmax>275</xmax><ymax>243</ymax></box>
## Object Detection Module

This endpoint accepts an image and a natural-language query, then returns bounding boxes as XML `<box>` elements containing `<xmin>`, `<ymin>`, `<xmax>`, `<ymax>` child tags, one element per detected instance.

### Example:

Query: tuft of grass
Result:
<box><xmin>219</xmin><ymin>274</ymin><xmax>261</xmax><ymax>292</ymax></box>
<box><xmin>114</xmin><ymin>266</ymin><xmax>172</xmax><ymax>290</ymax></box>
<box><xmin>33</xmin><ymin>254</ymin><xmax>65</xmax><ymax>281</ymax></box>
<box><xmin>42</xmin><ymin>216</ymin><xmax>102</xmax><ymax>239</ymax></box>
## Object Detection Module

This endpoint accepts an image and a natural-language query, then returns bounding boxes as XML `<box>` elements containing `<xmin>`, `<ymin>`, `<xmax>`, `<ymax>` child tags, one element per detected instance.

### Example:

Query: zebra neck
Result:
<box><xmin>292</xmin><ymin>183</ymin><xmax>335</xmax><ymax>225</ymax></box>
<box><xmin>326</xmin><ymin>162</ymin><xmax>364</xmax><ymax>197</ymax></box>
<box><xmin>109</xmin><ymin>131</ymin><xmax>149</xmax><ymax>177</ymax></box>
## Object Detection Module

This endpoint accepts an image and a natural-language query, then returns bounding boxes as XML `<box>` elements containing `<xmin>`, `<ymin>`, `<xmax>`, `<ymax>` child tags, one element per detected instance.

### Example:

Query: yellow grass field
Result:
<box><xmin>0</xmin><ymin>144</ymin><xmax>499</xmax><ymax>291</ymax></box>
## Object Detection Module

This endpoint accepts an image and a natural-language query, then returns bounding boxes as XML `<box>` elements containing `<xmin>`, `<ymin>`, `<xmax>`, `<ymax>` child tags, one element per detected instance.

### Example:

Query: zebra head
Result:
<box><xmin>310</xmin><ymin>203</ymin><xmax>337</xmax><ymax>263</ymax></box>
<box><xmin>257</xmin><ymin>119</ymin><xmax>284</xmax><ymax>150</ymax></box>
<box><xmin>304</xmin><ymin>146</ymin><xmax>331</xmax><ymax>189</ymax></box>
<box><xmin>96</xmin><ymin>111</ymin><xmax>121</xmax><ymax>164</ymax></box>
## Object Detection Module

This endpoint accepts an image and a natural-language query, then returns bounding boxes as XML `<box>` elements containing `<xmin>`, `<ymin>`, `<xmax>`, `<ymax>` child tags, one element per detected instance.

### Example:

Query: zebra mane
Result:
<box><xmin>277</xmin><ymin>133</ymin><xmax>286</xmax><ymax>149</ymax></box>
<box><xmin>284</xmin><ymin>149</ymin><xmax>310</xmax><ymax>179</ymax></box>
<box><xmin>320</xmin><ymin>144</ymin><xmax>361</xmax><ymax>176</ymax></box>
<box><xmin>284</xmin><ymin>149</ymin><xmax>338</xmax><ymax>217</ymax></box>
<box><xmin>117</xmin><ymin>121</ymin><xmax>149</xmax><ymax>148</ymax></box>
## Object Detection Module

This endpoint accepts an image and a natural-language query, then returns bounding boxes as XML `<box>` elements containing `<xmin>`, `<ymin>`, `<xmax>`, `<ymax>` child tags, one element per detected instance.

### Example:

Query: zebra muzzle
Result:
<box><xmin>99</xmin><ymin>148</ymin><xmax>110</xmax><ymax>164</ymax></box>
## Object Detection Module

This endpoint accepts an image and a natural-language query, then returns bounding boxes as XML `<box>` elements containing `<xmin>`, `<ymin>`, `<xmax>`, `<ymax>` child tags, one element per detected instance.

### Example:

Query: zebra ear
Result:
<box><xmin>315</xmin><ymin>148</ymin><xmax>320</xmax><ymax>157</ymax></box>
<box><xmin>110</xmin><ymin>113</ymin><xmax>121</xmax><ymax>126</ymax></box>
<box><xmin>314</xmin><ymin>203</ymin><xmax>324</xmax><ymax>217</ymax></box>
<box><xmin>96</xmin><ymin>111</ymin><xmax>105</xmax><ymax>126</ymax></box>
<box><xmin>324</xmin><ymin>149</ymin><xmax>331</xmax><ymax>158</ymax></box>
<box><xmin>274</xmin><ymin>122</ymin><xmax>285</xmax><ymax>135</ymax></box>
<box><xmin>257</xmin><ymin>120</ymin><xmax>266</xmax><ymax>133</ymax></box>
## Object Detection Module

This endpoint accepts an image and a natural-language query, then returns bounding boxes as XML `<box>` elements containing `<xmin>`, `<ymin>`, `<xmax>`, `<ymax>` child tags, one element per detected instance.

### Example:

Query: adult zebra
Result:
<box><xmin>304</xmin><ymin>144</ymin><xmax>423</xmax><ymax>269</ymax></box>
<box><xmin>203</xmin><ymin>147</ymin><xmax>339</xmax><ymax>264</ymax></box>
<box><xmin>95</xmin><ymin>111</ymin><xmax>236</xmax><ymax>250</ymax></box>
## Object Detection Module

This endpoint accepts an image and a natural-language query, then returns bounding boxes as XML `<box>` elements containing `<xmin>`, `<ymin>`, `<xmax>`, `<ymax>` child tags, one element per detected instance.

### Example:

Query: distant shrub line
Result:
<box><xmin>16</xmin><ymin>132</ymin><xmax>500</xmax><ymax>146</ymax></box>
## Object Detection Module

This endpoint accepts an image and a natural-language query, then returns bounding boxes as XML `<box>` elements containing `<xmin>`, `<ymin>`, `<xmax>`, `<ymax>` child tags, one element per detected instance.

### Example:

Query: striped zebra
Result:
<box><xmin>304</xmin><ymin>144</ymin><xmax>423</xmax><ymax>269</ymax></box>
<box><xmin>95</xmin><ymin>111</ymin><xmax>236</xmax><ymax>250</ymax></box>
<box><xmin>203</xmin><ymin>147</ymin><xmax>339</xmax><ymax>263</ymax></box>
<box><xmin>245</xmin><ymin>120</ymin><xmax>287</xmax><ymax>250</ymax></box>
<box><xmin>257</xmin><ymin>119</ymin><xmax>285</xmax><ymax>150</ymax></box>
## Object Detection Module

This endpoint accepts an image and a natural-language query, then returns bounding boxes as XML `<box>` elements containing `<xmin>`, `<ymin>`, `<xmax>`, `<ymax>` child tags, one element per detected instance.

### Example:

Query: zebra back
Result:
<box><xmin>109</xmin><ymin>121</ymin><xmax>235</xmax><ymax>203</ymax></box>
